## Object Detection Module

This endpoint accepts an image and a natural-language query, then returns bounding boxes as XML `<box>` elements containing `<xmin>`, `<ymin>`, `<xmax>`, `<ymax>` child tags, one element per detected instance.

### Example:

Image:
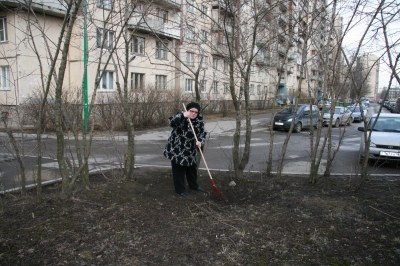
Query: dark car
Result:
<box><xmin>388</xmin><ymin>102</ymin><xmax>396</xmax><ymax>113</ymax></box>
<box><xmin>273</xmin><ymin>104</ymin><xmax>320</xmax><ymax>133</ymax></box>
<box><xmin>394</xmin><ymin>97</ymin><xmax>400</xmax><ymax>114</ymax></box>
<box><xmin>347</xmin><ymin>105</ymin><xmax>367</xmax><ymax>122</ymax></box>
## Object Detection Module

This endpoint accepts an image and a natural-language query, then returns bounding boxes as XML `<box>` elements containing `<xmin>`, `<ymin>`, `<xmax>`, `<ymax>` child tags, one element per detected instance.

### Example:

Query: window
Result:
<box><xmin>257</xmin><ymin>85</ymin><xmax>261</xmax><ymax>95</ymax></box>
<box><xmin>97</xmin><ymin>28</ymin><xmax>114</xmax><ymax>49</ymax></box>
<box><xmin>212</xmin><ymin>58</ymin><xmax>218</xmax><ymax>69</ymax></box>
<box><xmin>187</xmin><ymin>52</ymin><xmax>194</xmax><ymax>66</ymax></box>
<box><xmin>186</xmin><ymin>25</ymin><xmax>194</xmax><ymax>40</ymax></box>
<box><xmin>187</xmin><ymin>0</ymin><xmax>195</xmax><ymax>13</ymax></box>
<box><xmin>155</xmin><ymin>75</ymin><xmax>167</xmax><ymax>90</ymax></box>
<box><xmin>135</xmin><ymin>1</ymin><xmax>146</xmax><ymax>12</ymax></box>
<box><xmin>297</xmin><ymin>52</ymin><xmax>302</xmax><ymax>65</ymax></box>
<box><xmin>185</xmin><ymin>79</ymin><xmax>193</xmax><ymax>92</ymax></box>
<box><xmin>131</xmin><ymin>73</ymin><xmax>145</xmax><ymax>89</ymax></box>
<box><xmin>0</xmin><ymin>66</ymin><xmax>10</xmax><ymax>90</ymax></box>
<box><xmin>131</xmin><ymin>36</ymin><xmax>145</xmax><ymax>55</ymax></box>
<box><xmin>200</xmin><ymin>80</ymin><xmax>207</xmax><ymax>92</ymax></box>
<box><xmin>224</xmin><ymin>60</ymin><xmax>228</xmax><ymax>71</ymax></box>
<box><xmin>201</xmin><ymin>5</ymin><xmax>208</xmax><ymax>18</ymax></box>
<box><xmin>201</xmin><ymin>56</ymin><xmax>208</xmax><ymax>68</ymax></box>
<box><xmin>201</xmin><ymin>30</ymin><xmax>208</xmax><ymax>42</ymax></box>
<box><xmin>223</xmin><ymin>83</ymin><xmax>229</xmax><ymax>94</ymax></box>
<box><xmin>156</xmin><ymin>41</ymin><xmax>167</xmax><ymax>59</ymax></box>
<box><xmin>218</xmin><ymin>31</ymin><xmax>227</xmax><ymax>44</ymax></box>
<box><xmin>264</xmin><ymin>86</ymin><xmax>268</xmax><ymax>96</ymax></box>
<box><xmin>250</xmin><ymin>66</ymin><xmax>255</xmax><ymax>75</ymax></box>
<box><xmin>212</xmin><ymin>81</ymin><xmax>218</xmax><ymax>94</ymax></box>
<box><xmin>157</xmin><ymin>9</ymin><xmax>168</xmax><ymax>23</ymax></box>
<box><xmin>98</xmin><ymin>71</ymin><xmax>114</xmax><ymax>91</ymax></box>
<box><xmin>0</xmin><ymin>18</ymin><xmax>7</xmax><ymax>42</ymax></box>
<box><xmin>97</xmin><ymin>0</ymin><xmax>113</xmax><ymax>10</ymax></box>
<box><xmin>250</xmin><ymin>84</ymin><xmax>254</xmax><ymax>94</ymax></box>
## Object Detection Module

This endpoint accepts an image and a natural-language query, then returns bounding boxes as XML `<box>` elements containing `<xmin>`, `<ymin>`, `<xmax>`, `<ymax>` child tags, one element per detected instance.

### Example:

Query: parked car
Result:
<box><xmin>395</xmin><ymin>97</ymin><xmax>400</xmax><ymax>114</ymax></box>
<box><xmin>384</xmin><ymin>101</ymin><xmax>390</xmax><ymax>108</ymax></box>
<box><xmin>358</xmin><ymin>113</ymin><xmax>400</xmax><ymax>162</ymax></box>
<box><xmin>273</xmin><ymin>104</ymin><xmax>320</xmax><ymax>133</ymax></box>
<box><xmin>322</xmin><ymin>106</ymin><xmax>354</xmax><ymax>127</ymax></box>
<box><xmin>347</xmin><ymin>105</ymin><xmax>367</xmax><ymax>122</ymax></box>
<box><xmin>361</xmin><ymin>97</ymin><xmax>370</xmax><ymax>107</ymax></box>
<box><xmin>388</xmin><ymin>102</ymin><xmax>396</xmax><ymax>113</ymax></box>
<box><xmin>318</xmin><ymin>98</ymin><xmax>331</xmax><ymax>110</ymax></box>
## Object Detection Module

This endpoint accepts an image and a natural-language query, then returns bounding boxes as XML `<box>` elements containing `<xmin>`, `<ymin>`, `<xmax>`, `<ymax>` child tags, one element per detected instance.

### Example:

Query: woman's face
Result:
<box><xmin>188</xmin><ymin>108</ymin><xmax>199</xmax><ymax>119</ymax></box>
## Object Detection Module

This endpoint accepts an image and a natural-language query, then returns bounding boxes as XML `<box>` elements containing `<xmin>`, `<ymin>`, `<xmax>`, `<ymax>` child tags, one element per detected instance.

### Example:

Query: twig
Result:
<box><xmin>71</xmin><ymin>197</ymin><xmax>102</xmax><ymax>207</ymax></box>
<box><xmin>369</xmin><ymin>205</ymin><xmax>399</xmax><ymax>220</ymax></box>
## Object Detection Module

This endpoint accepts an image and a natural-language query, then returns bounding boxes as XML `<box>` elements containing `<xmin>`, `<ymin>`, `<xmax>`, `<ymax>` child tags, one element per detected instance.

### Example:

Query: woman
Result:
<box><xmin>163</xmin><ymin>102</ymin><xmax>207</xmax><ymax>197</ymax></box>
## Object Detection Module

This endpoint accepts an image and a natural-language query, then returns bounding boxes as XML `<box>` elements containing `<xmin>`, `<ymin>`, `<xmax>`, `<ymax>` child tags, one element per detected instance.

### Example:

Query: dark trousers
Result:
<box><xmin>171</xmin><ymin>161</ymin><xmax>199</xmax><ymax>194</ymax></box>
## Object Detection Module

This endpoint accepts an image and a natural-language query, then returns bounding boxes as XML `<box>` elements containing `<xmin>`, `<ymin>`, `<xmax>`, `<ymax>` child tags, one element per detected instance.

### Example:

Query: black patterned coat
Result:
<box><xmin>163</xmin><ymin>111</ymin><xmax>207</xmax><ymax>166</ymax></box>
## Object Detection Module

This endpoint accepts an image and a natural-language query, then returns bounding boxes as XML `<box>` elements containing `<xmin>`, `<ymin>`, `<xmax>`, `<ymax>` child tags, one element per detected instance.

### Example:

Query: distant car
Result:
<box><xmin>347</xmin><ymin>105</ymin><xmax>367</xmax><ymax>122</ymax></box>
<box><xmin>318</xmin><ymin>99</ymin><xmax>331</xmax><ymax>110</ymax></box>
<box><xmin>388</xmin><ymin>102</ymin><xmax>396</xmax><ymax>113</ymax></box>
<box><xmin>361</xmin><ymin>97</ymin><xmax>370</xmax><ymax>107</ymax></box>
<box><xmin>322</xmin><ymin>106</ymin><xmax>354</xmax><ymax>127</ymax></box>
<box><xmin>384</xmin><ymin>101</ymin><xmax>390</xmax><ymax>109</ymax></box>
<box><xmin>358</xmin><ymin>113</ymin><xmax>400</xmax><ymax>162</ymax></box>
<box><xmin>273</xmin><ymin>104</ymin><xmax>320</xmax><ymax>133</ymax></box>
<box><xmin>395</xmin><ymin>98</ymin><xmax>400</xmax><ymax>114</ymax></box>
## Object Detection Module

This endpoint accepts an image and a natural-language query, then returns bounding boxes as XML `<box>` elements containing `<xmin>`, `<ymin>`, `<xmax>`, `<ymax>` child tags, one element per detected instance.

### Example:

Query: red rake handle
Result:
<box><xmin>182</xmin><ymin>103</ymin><xmax>214</xmax><ymax>181</ymax></box>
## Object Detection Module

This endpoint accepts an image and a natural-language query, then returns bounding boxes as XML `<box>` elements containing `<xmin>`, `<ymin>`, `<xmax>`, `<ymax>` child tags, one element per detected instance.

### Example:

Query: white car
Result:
<box><xmin>358</xmin><ymin>113</ymin><xmax>400</xmax><ymax>162</ymax></box>
<box><xmin>322</xmin><ymin>106</ymin><xmax>354</xmax><ymax>127</ymax></box>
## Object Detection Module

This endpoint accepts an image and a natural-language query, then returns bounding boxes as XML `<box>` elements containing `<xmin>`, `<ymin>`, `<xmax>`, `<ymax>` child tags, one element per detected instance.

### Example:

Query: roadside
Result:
<box><xmin>1</xmin><ymin>167</ymin><xmax>400</xmax><ymax>265</ymax></box>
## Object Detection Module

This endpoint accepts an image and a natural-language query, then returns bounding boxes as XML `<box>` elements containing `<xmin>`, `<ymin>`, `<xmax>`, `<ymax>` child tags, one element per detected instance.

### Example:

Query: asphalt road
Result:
<box><xmin>1</xmin><ymin>103</ymin><xmax>399</xmax><ymax>192</ymax></box>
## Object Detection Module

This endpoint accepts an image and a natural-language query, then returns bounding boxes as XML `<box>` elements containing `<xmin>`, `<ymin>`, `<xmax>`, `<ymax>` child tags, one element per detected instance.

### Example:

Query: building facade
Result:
<box><xmin>0</xmin><ymin>0</ymin><xmax>340</xmax><ymax>106</ymax></box>
<box><xmin>357</xmin><ymin>53</ymin><xmax>380</xmax><ymax>101</ymax></box>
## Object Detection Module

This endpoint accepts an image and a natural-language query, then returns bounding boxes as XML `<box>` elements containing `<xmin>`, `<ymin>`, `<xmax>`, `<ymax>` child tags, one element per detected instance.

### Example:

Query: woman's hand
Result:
<box><xmin>196</xmin><ymin>141</ymin><xmax>202</xmax><ymax>149</ymax></box>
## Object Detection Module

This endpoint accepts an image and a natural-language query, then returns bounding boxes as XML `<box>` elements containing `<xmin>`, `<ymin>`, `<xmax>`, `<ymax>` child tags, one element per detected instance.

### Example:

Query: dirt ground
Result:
<box><xmin>1</xmin><ymin>167</ymin><xmax>400</xmax><ymax>266</ymax></box>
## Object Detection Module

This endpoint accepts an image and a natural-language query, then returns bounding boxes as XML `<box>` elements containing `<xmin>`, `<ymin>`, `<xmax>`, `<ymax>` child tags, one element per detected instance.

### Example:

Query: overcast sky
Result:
<box><xmin>339</xmin><ymin>0</ymin><xmax>400</xmax><ymax>89</ymax></box>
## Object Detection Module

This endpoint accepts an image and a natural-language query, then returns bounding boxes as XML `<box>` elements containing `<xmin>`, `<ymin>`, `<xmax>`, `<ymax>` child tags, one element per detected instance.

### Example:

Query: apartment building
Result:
<box><xmin>356</xmin><ymin>53</ymin><xmax>380</xmax><ymax>100</ymax></box>
<box><xmin>0</xmin><ymin>0</ymin><xmax>338</xmax><ymax>106</ymax></box>
<box><xmin>0</xmin><ymin>0</ymin><xmax>67</xmax><ymax>105</ymax></box>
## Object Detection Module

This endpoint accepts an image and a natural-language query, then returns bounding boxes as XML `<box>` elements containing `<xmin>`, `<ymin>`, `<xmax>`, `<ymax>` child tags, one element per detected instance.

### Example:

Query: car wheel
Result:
<box><xmin>347</xmin><ymin>117</ymin><xmax>353</xmax><ymax>126</ymax></box>
<box><xmin>294</xmin><ymin>122</ymin><xmax>302</xmax><ymax>133</ymax></box>
<box><xmin>334</xmin><ymin>119</ymin><xmax>340</xmax><ymax>128</ymax></box>
<box><xmin>358</xmin><ymin>153</ymin><xmax>363</xmax><ymax>164</ymax></box>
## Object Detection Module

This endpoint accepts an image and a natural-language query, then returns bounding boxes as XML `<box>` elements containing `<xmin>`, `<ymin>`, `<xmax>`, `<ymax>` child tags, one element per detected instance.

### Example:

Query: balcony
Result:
<box><xmin>279</xmin><ymin>0</ymin><xmax>288</xmax><ymax>13</ymax></box>
<box><xmin>255</xmin><ymin>54</ymin><xmax>269</xmax><ymax>66</ymax></box>
<box><xmin>279</xmin><ymin>16</ymin><xmax>288</xmax><ymax>28</ymax></box>
<box><xmin>212</xmin><ymin>44</ymin><xmax>230</xmax><ymax>56</ymax></box>
<box><xmin>211</xmin><ymin>23</ymin><xmax>232</xmax><ymax>34</ymax></box>
<box><xmin>211</xmin><ymin>1</ymin><xmax>237</xmax><ymax>14</ymax></box>
<box><xmin>128</xmin><ymin>15</ymin><xmax>180</xmax><ymax>40</ymax></box>
<box><xmin>278</xmin><ymin>46</ymin><xmax>287</xmax><ymax>56</ymax></box>
<box><xmin>0</xmin><ymin>0</ymin><xmax>67</xmax><ymax>17</ymax></box>
<box><xmin>256</xmin><ymin>35</ymin><xmax>268</xmax><ymax>44</ymax></box>
<box><xmin>153</xmin><ymin>0</ymin><xmax>181</xmax><ymax>9</ymax></box>
<box><xmin>297</xmin><ymin>70</ymin><xmax>306</xmax><ymax>79</ymax></box>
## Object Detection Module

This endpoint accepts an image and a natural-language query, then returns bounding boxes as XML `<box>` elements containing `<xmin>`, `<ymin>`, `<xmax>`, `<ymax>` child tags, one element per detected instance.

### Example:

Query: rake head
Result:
<box><xmin>210</xmin><ymin>179</ymin><xmax>228</xmax><ymax>201</ymax></box>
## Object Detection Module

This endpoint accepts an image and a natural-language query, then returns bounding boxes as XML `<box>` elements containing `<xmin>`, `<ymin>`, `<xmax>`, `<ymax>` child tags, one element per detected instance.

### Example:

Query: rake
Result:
<box><xmin>183</xmin><ymin>103</ymin><xmax>227</xmax><ymax>201</ymax></box>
